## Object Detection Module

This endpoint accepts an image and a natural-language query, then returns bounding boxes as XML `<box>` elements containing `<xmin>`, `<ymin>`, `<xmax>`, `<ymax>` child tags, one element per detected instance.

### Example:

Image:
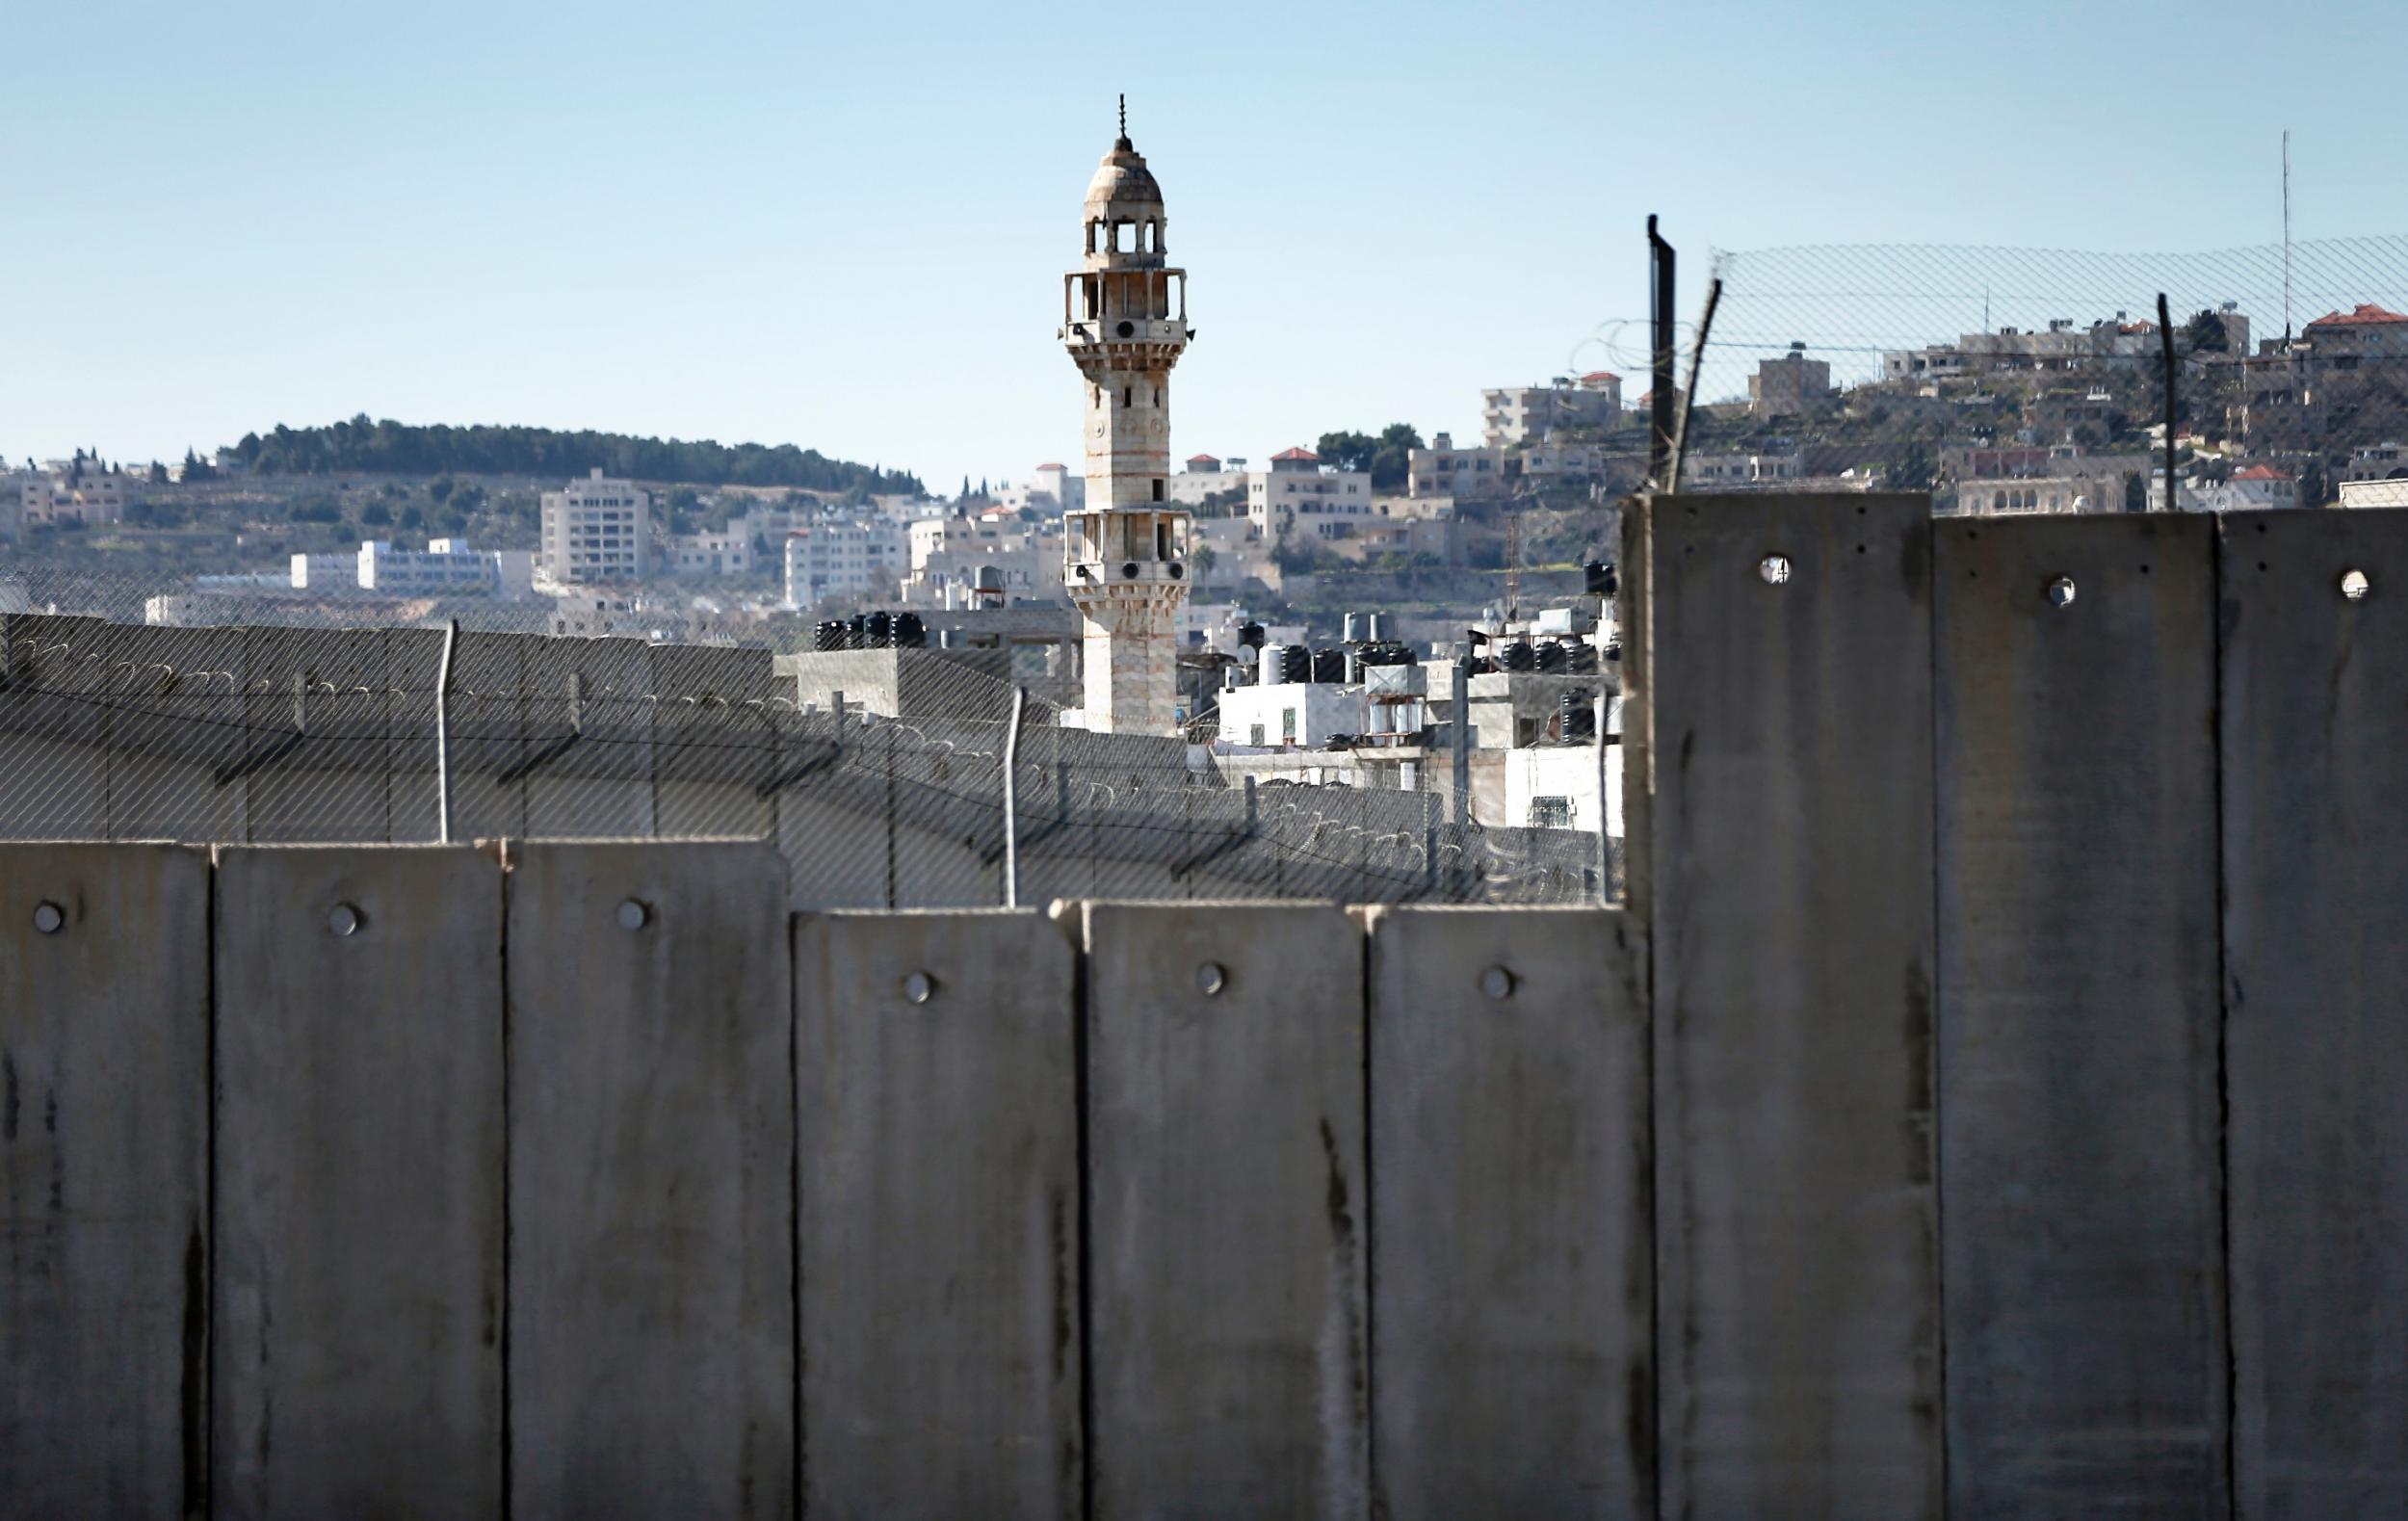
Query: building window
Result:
<box><xmin>1249</xmin><ymin>723</ymin><xmax>1266</xmax><ymax>746</ymax></box>
<box><xmin>1531</xmin><ymin>796</ymin><xmax>1573</xmax><ymax>828</ymax></box>
<box><xmin>1282</xmin><ymin>708</ymin><xmax>1297</xmax><ymax>742</ymax></box>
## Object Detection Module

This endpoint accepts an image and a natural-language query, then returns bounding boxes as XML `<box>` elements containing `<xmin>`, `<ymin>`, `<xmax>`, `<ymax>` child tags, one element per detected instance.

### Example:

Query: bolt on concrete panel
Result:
<box><xmin>1935</xmin><ymin>512</ymin><xmax>2227</xmax><ymax>1517</ymax></box>
<box><xmin>2221</xmin><ymin>506</ymin><xmax>2408</xmax><ymax>1517</ymax></box>
<box><xmin>0</xmin><ymin>845</ymin><xmax>210</xmax><ymax>1516</ymax></box>
<box><xmin>212</xmin><ymin>845</ymin><xmax>505</xmax><ymax>1519</ymax></box>
<box><xmin>1638</xmin><ymin>493</ymin><xmax>1943</xmax><ymax>1518</ymax></box>
<box><xmin>1367</xmin><ymin>905</ymin><xmax>1653</xmax><ymax>1519</ymax></box>
<box><xmin>1082</xmin><ymin>902</ymin><xmax>1368</xmax><ymax>1520</ymax></box>
<box><xmin>505</xmin><ymin>841</ymin><xmax>792</xmax><ymax>1520</ymax></box>
<box><xmin>797</xmin><ymin>908</ymin><xmax>1081</xmax><ymax>1517</ymax></box>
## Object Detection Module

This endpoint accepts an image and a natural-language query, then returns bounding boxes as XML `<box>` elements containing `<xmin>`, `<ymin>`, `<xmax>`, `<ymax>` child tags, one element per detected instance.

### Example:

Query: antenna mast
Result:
<box><xmin>2283</xmin><ymin>129</ymin><xmax>2292</xmax><ymax>344</ymax></box>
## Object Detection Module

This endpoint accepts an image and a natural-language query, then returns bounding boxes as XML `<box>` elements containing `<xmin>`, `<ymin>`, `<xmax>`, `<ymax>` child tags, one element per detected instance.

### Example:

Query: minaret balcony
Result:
<box><xmin>1063</xmin><ymin>317</ymin><xmax>1191</xmax><ymax>348</ymax></box>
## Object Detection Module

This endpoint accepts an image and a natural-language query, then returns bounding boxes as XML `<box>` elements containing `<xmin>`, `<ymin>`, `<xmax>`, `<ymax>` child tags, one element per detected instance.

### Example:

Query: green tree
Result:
<box><xmin>360</xmin><ymin>502</ymin><xmax>393</xmax><ymax>527</ymax></box>
<box><xmin>2185</xmin><ymin>309</ymin><xmax>2230</xmax><ymax>354</ymax></box>
<box><xmin>1316</xmin><ymin>431</ymin><xmax>1377</xmax><ymax>473</ymax></box>
<box><xmin>1368</xmin><ymin>423</ymin><xmax>1424</xmax><ymax>491</ymax></box>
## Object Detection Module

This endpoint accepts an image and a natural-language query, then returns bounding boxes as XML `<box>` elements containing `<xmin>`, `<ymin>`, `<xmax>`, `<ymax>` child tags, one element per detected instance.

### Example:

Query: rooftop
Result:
<box><xmin>2306</xmin><ymin>302</ymin><xmax>2408</xmax><ymax>328</ymax></box>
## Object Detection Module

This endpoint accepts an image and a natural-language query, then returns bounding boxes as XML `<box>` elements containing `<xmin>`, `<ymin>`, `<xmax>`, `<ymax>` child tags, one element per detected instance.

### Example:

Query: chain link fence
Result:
<box><xmin>1667</xmin><ymin>234</ymin><xmax>2408</xmax><ymax>513</ymax></box>
<box><xmin>0</xmin><ymin>576</ymin><xmax>1616</xmax><ymax>906</ymax></box>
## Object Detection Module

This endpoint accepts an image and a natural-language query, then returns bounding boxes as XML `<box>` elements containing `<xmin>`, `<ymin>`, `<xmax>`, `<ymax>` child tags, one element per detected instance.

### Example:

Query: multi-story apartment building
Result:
<box><xmin>1749</xmin><ymin>343</ymin><xmax>1835</xmax><ymax>416</ymax></box>
<box><xmin>1246</xmin><ymin>448</ymin><xmax>1376</xmax><ymax>538</ymax></box>
<box><xmin>358</xmin><ymin>538</ymin><xmax>502</xmax><ymax>594</ymax></box>
<box><xmin>666</xmin><ymin>531</ymin><xmax>752</xmax><ymax>577</ymax></box>
<box><xmin>538</xmin><ymin>469</ymin><xmax>650</xmax><ymax>585</ymax></box>
<box><xmin>1165</xmin><ymin>454</ymin><xmax>1246</xmax><ymax>506</ymax></box>
<box><xmin>2301</xmin><ymin>303</ymin><xmax>2408</xmax><ymax>362</ymax></box>
<box><xmin>784</xmin><ymin>520</ymin><xmax>906</xmax><ymax>608</ymax></box>
<box><xmin>1685</xmin><ymin>446</ymin><xmax>1807</xmax><ymax>487</ymax></box>
<box><xmin>1406</xmin><ymin>433</ymin><xmax>1506</xmax><ymax>499</ymax></box>
<box><xmin>19</xmin><ymin>459</ymin><xmax>129</xmax><ymax>527</ymax></box>
<box><xmin>1481</xmin><ymin>373</ymin><xmax>1621</xmax><ymax>447</ymax></box>
<box><xmin>996</xmin><ymin>462</ymin><xmax>1086</xmax><ymax>514</ymax></box>
<box><xmin>290</xmin><ymin>553</ymin><xmax>359</xmax><ymax>590</ymax></box>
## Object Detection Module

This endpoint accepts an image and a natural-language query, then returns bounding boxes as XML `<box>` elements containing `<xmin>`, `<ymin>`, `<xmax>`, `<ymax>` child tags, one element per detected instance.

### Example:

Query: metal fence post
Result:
<box><xmin>1002</xmin><ymin>684</ymin><xmax>1025</xmax><ymax>907</ymax></box>
<box><xmin>434</xmin><ymin>619</ymin><xmax>458</xmax><ymax>845</ymax></box>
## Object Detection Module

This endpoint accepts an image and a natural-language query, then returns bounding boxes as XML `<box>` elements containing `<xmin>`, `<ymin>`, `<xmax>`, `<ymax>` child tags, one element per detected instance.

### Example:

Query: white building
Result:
<box><xmin>998</xmin><ymin>462</ymin><xmax>1086</xmax><ymax>514</ymax></box>
<box><xmin>1165</xmin><ymin>453</ymin><xmax>1245</xmax><ymax>506</ymax></box>
<box><xmin>538</xmin><ymin>468</ymin><xmax>650</xmax><ymax>585</ymax></box>
<box><xmin>667</xmin><ymin>530</ymin><xmax>753</xmax><ymax>577</ymax></box>
<box><xmin>2150</xmin><ymin>463</ymin><xmax>2301</xmax><ymax>512</ymax></box>
<box><xmin>357</xmin><ymin>538</ymin><xmax>502</xmax><ymax>594</ymax></box>
<box><xmin>1506</xmin><ymin>742</ymin><xmax>1618</xmax><ymax>835</ymax></box>
<box><xmin>1218</xmin><ymin>677</ymin><xmax>1366</xmax><ymax>748</ymax></box>
<box><xmin>1247</xmin><ymin>447</ymin><xmax>1374</xmax><ymax>538</ymax></box>
<box><xmin>290</xmin><ymin>552</ymin><xmax>361</xmax><ymax>590</ymax></box>
<box><xmin>783</xmin><ymin>521</ymin><xmax>905</xmax><ymax>608</ymax></box>
<box><xmin>1685</xmin><ymin>447</ymin><xmax>1806</xmax><ymax>487</ymax></box>
<box><xmin>1482</xmin><ymin>373</ymin><xmax>1622</xmax><ymax>447</ymax></box>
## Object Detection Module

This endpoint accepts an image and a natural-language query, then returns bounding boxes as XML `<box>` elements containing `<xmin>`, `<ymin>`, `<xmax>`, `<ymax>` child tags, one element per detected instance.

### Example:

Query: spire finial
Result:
<box><xmin>1117</xmin><ymin>93</ymin><xmax>1126</xmax><ymax>141</ymax></box>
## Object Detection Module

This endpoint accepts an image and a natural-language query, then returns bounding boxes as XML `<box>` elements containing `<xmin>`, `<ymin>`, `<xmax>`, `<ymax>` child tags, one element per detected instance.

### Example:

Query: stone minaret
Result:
<box><xmin>1060</xmin><ymin>101</ymin><xmax>1191</xmax><ymax>735</ymax></box>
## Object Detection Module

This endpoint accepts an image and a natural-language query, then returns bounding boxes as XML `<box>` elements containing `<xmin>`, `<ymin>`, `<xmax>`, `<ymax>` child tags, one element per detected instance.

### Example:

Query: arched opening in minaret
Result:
<box><xmin>1153</xmin><ymin>482</ymin><xmax>1165</xmax><ymax>508</ymax></box>
<box><xmin>1113</xmin><ymin>222</ymin><xmax>1134</xmax><ymax>253</ymax></box>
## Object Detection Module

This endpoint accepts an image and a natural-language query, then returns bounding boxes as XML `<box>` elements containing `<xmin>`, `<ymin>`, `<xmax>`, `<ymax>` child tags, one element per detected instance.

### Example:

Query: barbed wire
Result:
<box><xmin>0</xmin><ymin>604</ymin><xmax>1614</xmax><ymax>905</ymax></box>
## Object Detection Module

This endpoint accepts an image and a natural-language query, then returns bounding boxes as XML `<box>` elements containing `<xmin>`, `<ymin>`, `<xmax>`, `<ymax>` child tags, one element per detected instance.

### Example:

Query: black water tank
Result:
<box><xmin>1313</xmin><ymin>647</ymin><xmax>1347</xmax><ymax>683</ymax></box>
<box><xmin>814</xmin><ymin>619</ymin><xmax>846</xmax><ymax>652</ymax></box>
<box><xmin>866</xmin><ymin>610</ymin><xmax>893</xmax><ymax>647</ymax></box>
<box><xmin>1239</xmin><ymin>620</ymin><xmax>1267</xmax><ymax>649</ymax></box>
<box><xmin>1585</xmin><ymin>559</ymin><xmax>1618</xmax><ymax>596</ymax></box>
<box><xmin>1560</xmin><ymin>688</ymin><xmax>1597</xmax><ymax>741</ymax></box>
<box><xmin>1536</xmin><ymin>640</ymin><xmax>1568</xmax><ymax>673</ymax></box>
<box><xmin>1502</xmin><ymin>640</ymin><xmax>1535</xmax><ymax>672</ymax></box>
<box><xmin>894</xmin><ymin>612</ymin><xmax>927</xmax><ymax>648</ymax></box>
<box><xmin>1280</xmin><ymin>644</ymin><xmax>1312</xmax><ymax>683</ymax></box>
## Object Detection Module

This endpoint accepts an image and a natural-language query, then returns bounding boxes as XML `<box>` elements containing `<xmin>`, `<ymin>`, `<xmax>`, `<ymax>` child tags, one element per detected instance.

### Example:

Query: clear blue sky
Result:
<box><xmin>4</xmin><ymin>0</ymin><xmax>2400</xmax><ymax>491</ymax></box>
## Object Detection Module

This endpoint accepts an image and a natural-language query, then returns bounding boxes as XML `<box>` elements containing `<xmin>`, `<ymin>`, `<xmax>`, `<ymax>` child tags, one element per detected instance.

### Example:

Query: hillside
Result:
<box><xmin>219</xmin><ymin>416</ymin><xmax>921</xmax><ymax>495</ymax></box>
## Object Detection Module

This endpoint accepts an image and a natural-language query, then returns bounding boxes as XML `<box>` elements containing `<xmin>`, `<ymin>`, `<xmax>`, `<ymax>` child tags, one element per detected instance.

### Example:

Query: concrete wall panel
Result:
<box><xmin>1368</xmin><ymin>905</ymin><xmax>1652</xmax><ymax>1519</ymax></box>
<box><xmin>2222</xmin><ymin>507</ymin><xmax>2408</xmax><ymax>1516</ymax></box>
<box><xmin>0</xmin><ymin>844</ymin><xmax>210</xmax><ymax>1516</ymax></box>
<box><xmin>1640</xmin><ymin>493</ymin><xmax>1941</xmax><ymax>1516</ymax></box>
<box><xmin>1935</xmin><ymin>513</ymin><xmax>2226</xmax><ymax>1516</ymax></box>
<box><xmin>506</xmin><ymin>841</ymin><xmax>792</xmax><ymax>1519</ymax></box>
<box><xmin>212</xmin><ymin>845</ymin><xmax>503</xmax><ymax>1518</ymax></box>
<box><xmin>797</xmin><ymin>909</ymin><xmax>1080</xmax><ymax>1517</ymax></box>
<box><xmin>1083</xmin><ymin>902</ymin><xmax>1368</xmax><ymax>1519</ymax></box>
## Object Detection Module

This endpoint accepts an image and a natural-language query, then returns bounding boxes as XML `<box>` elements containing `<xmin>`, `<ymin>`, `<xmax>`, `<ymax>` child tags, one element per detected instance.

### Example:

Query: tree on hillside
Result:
<box><xmin>1316</xmin><ymin>431</ymin><xmax>1377</xmax><ymax>473</ymax></box>
<box><xmin>1317</xmin><ymin>424</ymin><xmax>1423</xmax><ymax>490</ymax></box>
<box><xmin>2185</xmin><ymin>309</ymin><xmax>2230</xmax><ymax>354</ymax></box>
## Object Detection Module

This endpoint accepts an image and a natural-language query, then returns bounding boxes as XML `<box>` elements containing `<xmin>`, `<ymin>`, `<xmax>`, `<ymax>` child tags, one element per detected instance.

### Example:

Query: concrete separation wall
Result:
<box><xmin>1638</xmin><ymin>493</ymin><xmax>1943</xmax><ymax>1517</ymax></box>
<box><xmin>1</xmin><ymin>844</ymin><xmax>209</xmax><ymax>1517</ymax></box>
<box><xmin>20</xmin><ymin>496</ymin><xmax>2408</xmax><ymax>1514</ymax></box>
<box><xmin>2222</xmin><ymin>508</ymin><xmax>2408</xmax><ymax>1516</ymax></box>
<box><xmin>797</xmin><ymin>909</ymin><xmax>1081</xmax><ymax>1518</ymax></box>
<box><xmin>505</xmin><ymin>841</ymin><xmax>794</xmax><ymax>1520</ymax></box>
<box><xmin>1367</xmin><ymin>905</ymin><xmax>1653</xmax><ymax>1519</ymax></box>
<box><xmin>1936</xmin><ymin>514</ymin><xmax>2228</xmax><ymax>1514</ymax></box>
<box><xmin>212</xmin><ymin>845</ymin><xmax>504</xmax><ymax>1517</ymax></box>
<box><xmin>1082</xmin><ymin>902</ymin><xmax>1369</xmax><ymax>1520</ymax></box>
